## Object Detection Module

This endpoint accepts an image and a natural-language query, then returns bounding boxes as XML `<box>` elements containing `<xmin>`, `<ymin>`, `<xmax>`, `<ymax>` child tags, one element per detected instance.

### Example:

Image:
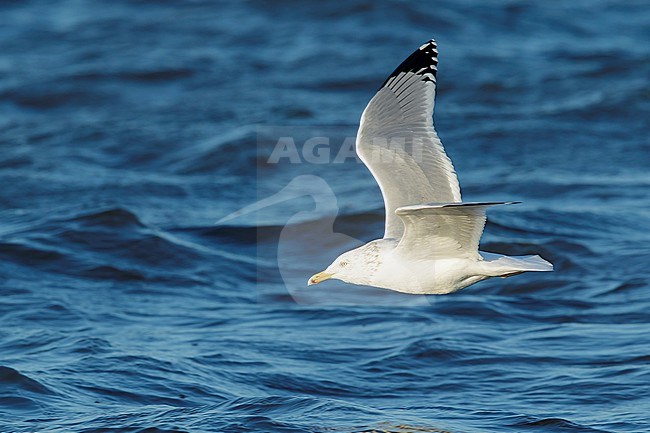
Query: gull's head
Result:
<box><xmin>308</xmin><ymin>247</ymin><xmax>375</xmax><ymax>286</ymax></box>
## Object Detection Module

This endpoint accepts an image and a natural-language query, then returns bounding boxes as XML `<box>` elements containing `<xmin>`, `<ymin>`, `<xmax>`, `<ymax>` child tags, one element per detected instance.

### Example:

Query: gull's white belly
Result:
<box><xmin>370</xmin><ymin>256</ymin><xmax>487</xmax><ymax>295</ymax></box>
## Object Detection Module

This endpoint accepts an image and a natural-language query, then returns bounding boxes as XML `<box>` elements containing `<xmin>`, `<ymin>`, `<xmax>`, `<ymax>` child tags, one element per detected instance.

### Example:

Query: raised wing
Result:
<box><xmin>393</xmin><ymin>202</ymin><xmax>519</xmax><ymax>260</ymax></box>
<box><xmin>356</xmin><ymin>39</ymin><xmax>461</xmax><ymax>239</ymax></box>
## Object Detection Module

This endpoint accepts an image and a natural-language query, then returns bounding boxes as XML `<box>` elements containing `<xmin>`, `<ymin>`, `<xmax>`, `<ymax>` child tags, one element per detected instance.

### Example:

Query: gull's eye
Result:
<box><xmin>339</xmin><ymin>261</ymin><xmax>348</xmax><ymax>268</ymax></box>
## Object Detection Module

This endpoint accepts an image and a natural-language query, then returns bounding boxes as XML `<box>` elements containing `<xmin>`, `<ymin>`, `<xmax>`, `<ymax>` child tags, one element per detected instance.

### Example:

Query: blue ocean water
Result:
<box><xmin>1</xmin><ymin>1</ymin><xmax>649</xmax><ymax>432</ymax></box>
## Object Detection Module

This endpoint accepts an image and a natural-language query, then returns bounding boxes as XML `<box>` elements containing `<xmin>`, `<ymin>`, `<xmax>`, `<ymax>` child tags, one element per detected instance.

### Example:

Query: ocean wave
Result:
<box><xmin>1</xmin><ymin>0</ymin><xmax>649</xmax><ymax>431</ymax></box>
<box><xmin>0</xmin><ymin>366</ymin><xmax>54</xmax><ymax>395</ymax></box>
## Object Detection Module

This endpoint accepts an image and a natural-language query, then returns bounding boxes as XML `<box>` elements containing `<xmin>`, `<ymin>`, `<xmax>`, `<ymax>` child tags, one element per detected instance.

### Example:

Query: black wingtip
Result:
<box><xmin>380</xmin><ymin>39</ymin><xmax>439</xmax><ymax>89</ymax></box>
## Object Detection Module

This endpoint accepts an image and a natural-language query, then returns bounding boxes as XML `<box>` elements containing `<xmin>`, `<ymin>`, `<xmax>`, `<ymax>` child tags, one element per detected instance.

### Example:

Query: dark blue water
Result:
<box><xmin>1</xmin><ymin>1</ymin><xmax>649</xmax><ymax>432</ymax></box>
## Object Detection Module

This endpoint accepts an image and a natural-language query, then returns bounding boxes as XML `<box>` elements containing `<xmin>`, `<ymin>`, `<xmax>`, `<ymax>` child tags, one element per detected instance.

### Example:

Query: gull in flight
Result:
<box><xmin>308</xmin><ymin>39</ymin><xmax>553</xmax><ymax>294</ymax></box>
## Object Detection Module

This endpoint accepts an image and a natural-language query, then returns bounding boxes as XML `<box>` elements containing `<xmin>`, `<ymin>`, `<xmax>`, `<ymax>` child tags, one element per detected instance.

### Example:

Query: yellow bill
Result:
<box><xmin>308</xmin><ymin>271</ymin><xmax>333</xmax><ymax>286</ymax></box>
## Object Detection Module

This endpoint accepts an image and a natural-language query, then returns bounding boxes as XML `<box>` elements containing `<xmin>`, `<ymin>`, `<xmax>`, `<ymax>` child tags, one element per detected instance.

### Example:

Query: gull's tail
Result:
<box><xmin>480</xmin><ymin>252</ymin><xmax>553</xmax><ymax>278</ymax></box>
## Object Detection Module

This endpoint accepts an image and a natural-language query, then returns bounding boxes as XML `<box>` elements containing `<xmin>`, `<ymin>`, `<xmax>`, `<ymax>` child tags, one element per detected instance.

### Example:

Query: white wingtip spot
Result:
<box><xmin>419</xmin><ymin>39</ymin><xmax>436</xmax><ymax>51</ymax></box>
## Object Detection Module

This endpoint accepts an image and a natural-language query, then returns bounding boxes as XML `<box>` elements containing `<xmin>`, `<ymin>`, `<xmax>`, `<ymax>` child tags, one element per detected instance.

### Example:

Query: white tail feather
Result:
<box><xmin>480</xmin><ymin>252</ymin><xmax>553</xmax><ymax>277</ymax></box>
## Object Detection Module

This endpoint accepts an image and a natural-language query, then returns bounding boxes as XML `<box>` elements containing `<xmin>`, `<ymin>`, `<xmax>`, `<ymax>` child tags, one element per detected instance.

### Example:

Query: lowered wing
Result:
<box><xmin>393</xmin><ymin>202</ymin><xmax>519</xmax><ymax>260</ymax></box>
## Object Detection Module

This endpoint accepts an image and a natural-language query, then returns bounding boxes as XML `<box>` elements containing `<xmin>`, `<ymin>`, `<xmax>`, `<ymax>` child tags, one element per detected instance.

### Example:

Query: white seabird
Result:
<box><xmin>308</xmin><ymin>39</ymin><xmax>553</xmax><ymax>294</ymax></box>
